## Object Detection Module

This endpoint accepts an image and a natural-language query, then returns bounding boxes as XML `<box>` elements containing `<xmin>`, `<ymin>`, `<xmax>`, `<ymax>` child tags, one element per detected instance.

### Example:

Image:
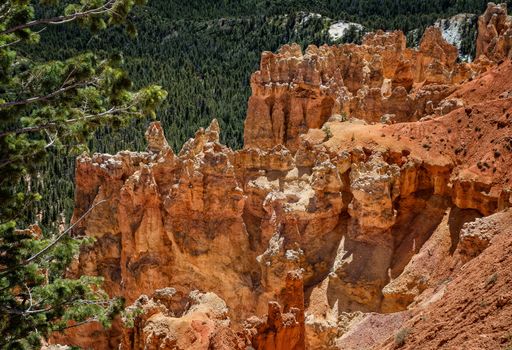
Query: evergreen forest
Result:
<box><xmin>23</xmin><ymin>0</ymin><xmax>512</xmax><ymax>230</ymax></box>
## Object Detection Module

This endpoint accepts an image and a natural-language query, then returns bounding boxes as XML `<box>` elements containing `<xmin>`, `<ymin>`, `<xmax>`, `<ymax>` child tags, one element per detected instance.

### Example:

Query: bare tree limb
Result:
<box><xmin>0</xmin><ymin>200</ymin><xmax>107</xmax><ymax>275</ymax></box>
<box><xmin>0</xmin><ymin>28</ymin><xmax>46</xmax><ymax>49</ymax></box>
<box><xmin>0</xmin><ymin>305</ymin><xmax>52</xmax><ymax>315</ymax></box>
<box><xmin>56</xmin><ymin>318</ymin><xmax>99</xmax><ymax>331</ymax></box>
<box><xmin>24</xmin><ymin>283</ymin><xmax>33</xmax><ymax>312</ymax></box>
<box><xmin>0</xmin><ymin>38</ymin><xmax>21</xmax><ymax>49</ymax></box>
<box><xmin>44</xmin><ymin>130</ymin><xmax>57</xmax><ymax>149</ymax></box>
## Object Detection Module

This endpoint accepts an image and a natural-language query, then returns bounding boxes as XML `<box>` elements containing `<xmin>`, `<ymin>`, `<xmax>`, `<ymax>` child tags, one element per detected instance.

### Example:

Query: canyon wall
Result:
<box><xmin>62</xmin><ymin>3</ymin><xmax>512</xmax><ymax>349</ymax></box>
<box><xmin>244</xmin><ymin>26</ymin><xmax>479</xmax><ymax>152</ymax></box>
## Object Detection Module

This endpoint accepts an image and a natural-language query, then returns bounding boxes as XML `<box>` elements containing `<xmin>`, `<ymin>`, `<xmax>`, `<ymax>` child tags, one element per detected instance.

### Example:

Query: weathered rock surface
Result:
<box><xmin>243</xmin><ymin>271</ymin><xmax>306</xmax><ymax>350</ymax></box>
<box><xmin>476</xmin><ymin>2</ymin><xmax>512</xmax><ymax>62</ymax></box>
<box><xmin>457</xmin><ymin>210</ymin><xmax>511</xmax><ymax>261</ymax></box>
<box><xmin>379</xmin><ymin>209</ymin><xmax>512</xmax><ymax>350</ymax></box>
<box><xmin>244</xmin><ymin>27</ymin><xmax>480</xmax><ymax>152</ymax></box>
<box><xmin>311</xmin><ymin>210</ymin><xmax>512</xmax><ymax>350</ymax></box>
<box><xmin>61</xmin><ymin>9</ymin><xmax>512</xmax><ymax>349</ymax></box>
<box><xmin>120</xmin><ymin>288</ymin><xmax>239</xmax><ymax>350</ymax></box>
<box><xmin>71</xmin><ymin>120</ymin><xmax>258</xmax><ymax>337</ymax></box>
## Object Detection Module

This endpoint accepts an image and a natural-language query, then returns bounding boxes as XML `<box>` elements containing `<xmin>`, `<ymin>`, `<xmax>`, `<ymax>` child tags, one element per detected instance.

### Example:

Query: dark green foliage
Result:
<box><xmin>460</xmin><ymin>16</ymin><xmax>479</xmax><ymax>59</ymax></box>
<box><xmin>0</xmin><ymin>1</ymin><xmax>166</xmax><ymax>348</ymax></box>
<box><xmin>341</xmin><ymin>24</ymin><xmax>365</xmax><ymax>44</ymax></box>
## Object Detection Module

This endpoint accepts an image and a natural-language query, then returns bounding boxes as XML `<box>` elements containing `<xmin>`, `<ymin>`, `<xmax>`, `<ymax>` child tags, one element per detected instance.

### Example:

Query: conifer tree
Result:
<box><xmin>0</xmin><ymin>1</ymin><xmax>167</xmax><ymax>348</ymax></box>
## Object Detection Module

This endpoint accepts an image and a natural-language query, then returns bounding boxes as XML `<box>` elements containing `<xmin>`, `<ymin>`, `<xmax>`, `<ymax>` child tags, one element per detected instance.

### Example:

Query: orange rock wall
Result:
<box><xmin>244</xmin><ymin>27</ymin><xmax>479</xmax><ymax>152</ymax></box>
<box><xmin>64</xmin><ymin>5</ymin><xmax>512</xmax><ymax>349</ymax></box>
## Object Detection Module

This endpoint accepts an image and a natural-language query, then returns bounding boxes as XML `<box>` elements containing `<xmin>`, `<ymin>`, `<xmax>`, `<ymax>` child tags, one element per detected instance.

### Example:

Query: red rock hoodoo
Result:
<box><xmin>59</xmin><ymin>3</ymin><xmax>512</xmax><ymax>349</ymax></box>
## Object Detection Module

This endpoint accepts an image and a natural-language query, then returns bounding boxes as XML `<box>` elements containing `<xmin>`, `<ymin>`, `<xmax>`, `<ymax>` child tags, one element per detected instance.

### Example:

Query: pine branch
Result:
<box><xmin>0</xmin><ymin>105</ymin><xmax>139</xmax><ymax>138</ymax></box>
<box><xmin>55</xmin><ymin>317</ymin><xmax>99</xmax><ymax>331</ymax></box>
<box><xmin>0</xmin><ymin>0</ymin><xmax>117</xmax><ymax>36</ymax></box>
<box><xmin>0</xmin><ymin>200</ymin><xmax>107</xmax><ymax>274</ymax></box>
<box><xmin>0</xmin><ymin>306</ymin><xmax>53</xmax><ymax>315</ymax></box>
<box><xmin>24</xmin><ymin>199</ymin><xmax>107</xmax><ymax>265</ymax></box>
<box><xmin>0</xmin><ymin>38</ymin><xmax>21</xmax><ymax>49</ymax></box>
<box><xmin>0</xmin><ymin>28</ymin><xmax>46</xmax><ymax>49</ymax></box>
<box><xmin>0</xmin><ymin>80</ymin><xmax>94</xmax><ymax>109</ymax></box>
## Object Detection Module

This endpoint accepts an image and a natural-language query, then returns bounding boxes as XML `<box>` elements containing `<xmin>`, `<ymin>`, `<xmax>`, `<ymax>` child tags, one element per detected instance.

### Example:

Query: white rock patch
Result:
<box><xmin>434</xmin><ymin>13</ymin><xmax>476</xmax><ymax>60</ymax></box>
<box><xmin>328</xmin><ymin>21</ymin><xmax>364</xmax><ymax>41</ymax></box>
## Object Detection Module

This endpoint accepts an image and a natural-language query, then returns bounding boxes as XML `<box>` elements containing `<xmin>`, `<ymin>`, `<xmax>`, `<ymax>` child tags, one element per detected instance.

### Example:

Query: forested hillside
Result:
<box><xmin>24</xmin><ymin>0</ymin><xmax>511</xmax><ymax>229</ymax></box>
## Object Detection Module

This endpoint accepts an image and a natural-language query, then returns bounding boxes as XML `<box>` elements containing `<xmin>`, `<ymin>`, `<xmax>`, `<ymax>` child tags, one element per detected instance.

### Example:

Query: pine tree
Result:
<box><xmin>0</xmin><ymin>1</ymin><xmax>167</xmax><ymax>348</ymax></box>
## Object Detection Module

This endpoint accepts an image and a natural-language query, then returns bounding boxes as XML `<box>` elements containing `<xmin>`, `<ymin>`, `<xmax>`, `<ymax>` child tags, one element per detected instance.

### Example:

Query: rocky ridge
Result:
<box><xmin>244</xmin><ymin>25</ymin><xmax>475</xmax><ymax>152</ymax></box>
<box><xmin>60</xmin><ymin>3</ymin><xmax>512</xmax><ymax>350</ymax></box>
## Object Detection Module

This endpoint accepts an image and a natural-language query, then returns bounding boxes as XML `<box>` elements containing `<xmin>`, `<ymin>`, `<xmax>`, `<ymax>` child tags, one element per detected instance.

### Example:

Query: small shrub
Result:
<box><xmin>122</xmin><ymin>306</ymin><xmax>144</xmax><ymax>328</ymax></box>
<box><xmin>322</xmin><ymin>125</ymin><xmax>333</xmax><ymax>140</ymax></box>
<box><xmin>485</xmin><ymin>273</ymin><xmax>498</xmax><ymax>287</ymax></box>
<box><xmin>395</xmin><ymin>328</ymin><xmax>410</xmax><ymax>348</ymax></box>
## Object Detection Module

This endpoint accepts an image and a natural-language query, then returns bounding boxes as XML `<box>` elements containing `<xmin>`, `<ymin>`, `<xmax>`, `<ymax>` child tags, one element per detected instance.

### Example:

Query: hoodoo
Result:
<box><xmin>60</xmin><ymin>3</ymin><xmax>512</xmax><ymax>349</ymax></box>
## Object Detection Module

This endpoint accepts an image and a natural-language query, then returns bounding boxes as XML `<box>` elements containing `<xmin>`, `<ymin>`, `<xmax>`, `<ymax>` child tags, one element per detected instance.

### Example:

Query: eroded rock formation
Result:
<box><xmin>476</xmin><ymin>2</ymin><xmax>512</xmax><ymax>62</ymax></box>
<box><xmin>72</xmin><ymin>120</ymin><xmax>256</xmax><ymax>318</ymax></box>
<box><xmin>61</xmin><ymin>5</ymin><xmax>512</xmax><ymax>349</ymax></box>
<box><xmin>120</xmin><ymin>288</ymin><xmax>245</xmax><ymax>350</ymax></box>
<box><xmin>244</xmin><ymin>26</ymin><xmax>482</xmax><ymax>152</ymax></box>
<box><xmin>243</xmin><ymin>271</ymin><xmax>306</xmax><ymax>350</ymax></box>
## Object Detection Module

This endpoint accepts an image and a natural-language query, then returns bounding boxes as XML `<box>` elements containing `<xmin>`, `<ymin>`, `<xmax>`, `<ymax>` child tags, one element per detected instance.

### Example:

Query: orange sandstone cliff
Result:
<box><xmin>59</xmin><ymin>3</ymin><xmax>512</xmax><ymax>349</ymax></box>
<box><xmin>244</xmin><ymin>26</ymin><xmax>476</xmax><ymax>152</ymax></box>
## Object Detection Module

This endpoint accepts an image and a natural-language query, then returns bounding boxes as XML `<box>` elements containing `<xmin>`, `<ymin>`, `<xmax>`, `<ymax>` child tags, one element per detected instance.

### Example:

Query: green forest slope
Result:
<box><xmin>25</xmin><ymin>0</ymin><xmax>511</xmax><ymax>229</ymax></box>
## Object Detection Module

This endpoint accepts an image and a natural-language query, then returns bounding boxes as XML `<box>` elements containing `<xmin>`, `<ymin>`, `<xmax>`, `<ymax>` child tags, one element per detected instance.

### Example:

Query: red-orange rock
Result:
<box><xmin>476</xmin><ymin>2</ymin><xmax>512</xmax><ymax>62</ymax></box>
<box><xmin>59</xmin><ymin>12</ymin><xmax>512</xmax><ymax>350</ymax></box>
<box><xmin>244</xmin><ymin>271</ymin><xmax>305</xmax><ymax>350</ymax></box>
<box><xmin>120</xmin><ymin>288</ymin><xmax>246</xmax><ymax>350</ymax></box>
<box><xmin>244</xmin><ymin>28</ymin><xmax>478</xmax><ymax>152</ymax></box>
